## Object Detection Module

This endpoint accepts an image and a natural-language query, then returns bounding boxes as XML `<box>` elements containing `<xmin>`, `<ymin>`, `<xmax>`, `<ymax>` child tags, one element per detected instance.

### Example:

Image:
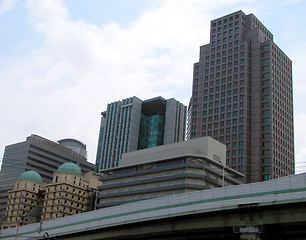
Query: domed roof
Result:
<box><xmin>56</xmin><ymin>162</ymin><xmax>83</xmax><ymax>175</ymax></box>
<box><xmin>18</xmin><ymin>171</ymin><xmax>43</xmax><ymax>183</ymax></box>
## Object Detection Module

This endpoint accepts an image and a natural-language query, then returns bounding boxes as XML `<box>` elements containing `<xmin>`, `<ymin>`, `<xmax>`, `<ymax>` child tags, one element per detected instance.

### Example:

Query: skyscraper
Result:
<box><xmin>95</xmin><ymin>96</ymin><xmax>186</xmax><ymax>171</ymax></box>
<box><xmin>188</xmin><ymin>10</ymin><xmax>294</xmax><ymax>183</ymax></box>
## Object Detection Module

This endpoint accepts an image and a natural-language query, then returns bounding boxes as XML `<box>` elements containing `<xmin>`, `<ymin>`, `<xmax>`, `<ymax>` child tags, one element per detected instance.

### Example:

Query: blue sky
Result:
<box><xmin>0</xmin><ymin>0</ymin><xmax>305</xmax><ymax>173</ymax></box>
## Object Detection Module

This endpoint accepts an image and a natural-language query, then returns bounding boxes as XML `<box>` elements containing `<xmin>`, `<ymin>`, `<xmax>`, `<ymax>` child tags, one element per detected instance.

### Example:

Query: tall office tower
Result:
<box><xmin>188</xmin><ymin>10</ymin><xmax>294</xmax><ymax>183</ymax></box>
<box><xmin>95</xmin><ymin>96</ymin><xmax>186</xmax><ymax>171</ymax></box>
<box><xmin>0</xmin><ymin>135</ymin><xmax>94</xmax><ymax>222</ymax></box>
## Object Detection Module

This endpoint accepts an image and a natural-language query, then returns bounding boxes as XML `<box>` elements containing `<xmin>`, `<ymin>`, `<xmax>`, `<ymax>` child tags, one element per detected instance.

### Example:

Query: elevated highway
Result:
<box><xmin>1</xmin><ymin>173</ymin><xmax>306</xmax><ymax>240</ymax></box>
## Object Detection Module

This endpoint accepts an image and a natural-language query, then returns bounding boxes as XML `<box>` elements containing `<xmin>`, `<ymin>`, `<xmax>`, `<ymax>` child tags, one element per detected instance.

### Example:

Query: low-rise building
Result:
<box><xmin>3</xmin><ymin>171</ymin><xmax>45</xmax><ymax>229</ymax></box>
<box><xmin>0</xmin><ymin>135</ymin><xmax>94</xmax><ymax>221</ymax></box>
<box><xmin>2</xmin><ymin>163</ymin><xmax>100</xmax><ymax>228</ymax></box>
<box><xmin>95</xmin><ymin>137</ymin><xmax>244</xmax><ymax>209</ymax></box>
<box><xmin>42</xmin><ymin>162</ymin><xmax>100</xmax><ymax>220</ymax></box>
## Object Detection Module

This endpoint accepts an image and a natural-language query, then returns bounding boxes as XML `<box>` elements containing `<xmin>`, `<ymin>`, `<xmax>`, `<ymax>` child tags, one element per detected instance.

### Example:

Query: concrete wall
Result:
<box><xmin>119</xmin><ymin>136</ymin><xmax>226</xmax><ymax>167</ymax></box>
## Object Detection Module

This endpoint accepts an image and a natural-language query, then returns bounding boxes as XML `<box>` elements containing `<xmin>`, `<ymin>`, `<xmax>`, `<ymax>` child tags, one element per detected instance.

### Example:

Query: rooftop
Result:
<box><xmin>18</xmin><ymin>171</ymin><xmax>43</xmax><ymax>183</ymax></box>
<box><xmin>56</xmin><ymin>162</ymin><xmax>83</xmax><ymax>175</ymax></box>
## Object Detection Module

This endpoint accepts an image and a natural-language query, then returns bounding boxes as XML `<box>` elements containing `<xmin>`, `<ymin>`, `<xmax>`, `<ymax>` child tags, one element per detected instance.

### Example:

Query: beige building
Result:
<box><xmin>3</xmin><ymin>171</ymin><xmax>45</xmax><ymax>229</ymax></box>
<box><xmin>42</xmin><ymin>162</ymin><xmax>100</xmax><ymax>221</ymax></box>
<box><xmin>0</xmin><ymin>134</ymin><xmax>94</xmax><ymax>221</ymax></box>
<box><xmin>96</xmin><ymin>137</ymin><xmax>244</xmax><ymax>209</ymax></box>
<box><xmin>3</xmin><ymin>163</ymin><xmax>100</xmax><ymax>228</ymax></box>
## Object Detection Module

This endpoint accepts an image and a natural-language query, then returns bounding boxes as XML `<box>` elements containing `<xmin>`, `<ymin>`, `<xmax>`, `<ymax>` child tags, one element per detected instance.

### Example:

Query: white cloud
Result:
<box><xmin>1</xmin><ymin>0</ymin><xmax>303</xmax><ymax>170</ymax></box>
<box><xmin>0</xmin><ymin>0</ymin><xmax>218</xmax><ymax>163</ymax></box>
<box><xmin>0</xmin><ymin>0</ymin><xmax>19</xmax><ymax>15</ymax></box>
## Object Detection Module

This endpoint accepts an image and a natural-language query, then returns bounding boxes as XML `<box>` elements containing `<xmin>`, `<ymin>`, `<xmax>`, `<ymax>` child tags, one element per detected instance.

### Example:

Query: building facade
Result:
<box><xmin>95</xmin><ymin>96</ymin><xmax>186</xmax><ymax>171</ymax></box>
<box><xmin>57</xmin><ymin>139</ymin><xmax>87</xmax><ymax>159</ymax></box>
<box><xmin>188</xmin><ymin>10</ymin><xmax>294</xmax><ymax>183</ymax></box>
<box><xmin>42</xmin><ymin>162</ymin><xmax>100</xmax><ymax>221</ymax></box>
<box><xmin>95</xmin><ymin>137</ymin><xmax>244</xmax><ymax>209</ymax></box>
<box><xmin>0</xmin><ymin>135</ymin><xmax>94</xmax><ymax>222</ymax></box>
<box><xmin>2</xmin><ymin>171</ymin><xmax>45</xmax><ymax>229</ymax></box>
<box><xmin>3</xmin><ymin>163</ymin><xmax>100</xmax><ymax>228</ymax></box>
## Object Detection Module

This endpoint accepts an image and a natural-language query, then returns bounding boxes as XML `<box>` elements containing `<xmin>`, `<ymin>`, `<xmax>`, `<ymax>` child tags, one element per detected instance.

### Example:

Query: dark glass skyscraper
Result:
<box><xmin>188</xmin><ymin>10</ymin><xmax>294</xmax><ymax>183</ymax></box>
<box><xmin>96</xmin><ymin>96</ymin><xmax>186</xmax><ymax>171</ymax></box>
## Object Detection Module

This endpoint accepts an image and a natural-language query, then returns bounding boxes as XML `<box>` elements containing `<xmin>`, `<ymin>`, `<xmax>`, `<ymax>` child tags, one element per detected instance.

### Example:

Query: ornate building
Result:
<box><xmin>3</xmin><ymin>171</ymin><xmax>45</xmax><ymax>228</ymax></box>
<box><xmin>42</xmin><ymin>162</ymin><xmax>100</xmax><ymax>221</ymax></box>
<box><xmin>0</xmin><ymin>134</ymin><xmax>94</xmax><ymax>221</ymax></box>
<box><xmin>2</xmin><ymin>163</ymin><xmax>100</xmax><ymax>228</ymax></box>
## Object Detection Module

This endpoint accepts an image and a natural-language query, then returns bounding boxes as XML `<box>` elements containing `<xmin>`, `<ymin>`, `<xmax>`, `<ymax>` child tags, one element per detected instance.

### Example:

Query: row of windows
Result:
<box><xmin>205</xmin><ymin>55</ymin><xmax>244</xmax><ymax>67</ymax></box>
<box><xmin>202</xmin><ymin>103</ymin><xmax>245</xmax><ymax>114</ymax></box>
<box><xmin>226</xmin><ymin>156</ymin><xmax>244</xmax><ymax>164</ymax></box>
<box><xmin>210</xmin><ymin>43</ymin><xmax>245</xmax><ymax>54</ymax></box>
<box><xmin>103</xmin><ymin>171</ymin><xmax>185</xmax><ymax>186</ymax></box>
<box><xmin>202</xmin><ymin>109</ymin><xmax>245</xmax><ymax>120</ymax></box>
<box><xmin>196</xmin><ymin>95</ymin><xmax>245</xmax><ymax>108</ymax></box>
<box><xmin>204</xmin><ymin>71</ymin><xmax>246</xmax><ymax>80</ymax></box>
<box><xmin>227</xmin><ymin>149</ymin><xmax>245</xmax><ymax>156</ymax></box>
<box><xmin>229</xmin><ymin>165</ymin><xmax>244</xmax><ymax>171</ymax></box>
<box><xmin>201</xmin><ymin>125</ymin><xmax>245</xmax><ymax>134</ymax></box>
<box><xmin>199</xmin><ymin>117</ymin><xmax>245</xmax><ymax>127</ymax></box>
<box><xmin>201</xmin><ymin>89</ymin><xmax>245</xmax><ymax>100</ymax></box>
<box><xmin>205</xmin><ymin>50</ymin><xmax>245</xmax><ymax>61</ymax></box>
<box><xmin>202</xmin><ymin>132</ymin><xmax>245</xmax><ymax>141</ymax></box>
<box><xmin>101</xmin><ymin>180</ymin><xmax>191</xmax><ymax>196</ymax></box>
<box><xmin>211</xmin><ymin>34</ymin><xmax>240</xmax><ymax>44</ymax></box>
<box><xmin>212</xmin><ymin>16</ymin><xmax>240</xmax><ymax>29</ymax></box>
<box><xmin>99</xmin><ymin>191</ymin><xmax>182</xmax><ymax>205</ymax></box>
<box><xmin>198</xmin><ymin>78</ymin><xmax>245</xmax><ymax>89</ymax></box>
<box><xmin>3</xmin><ymin>145</ymin><xmax>29</xmax><ymax>154</ymax></box>
<box><xmin>204</xmin><ymin>65</ymin><xmax>245</xmax><ymax>74</ymax></box>
<box><xmin>212</xmin><ymin>27</ymin><xmax>239</xmax><ymax>40</ymax></box>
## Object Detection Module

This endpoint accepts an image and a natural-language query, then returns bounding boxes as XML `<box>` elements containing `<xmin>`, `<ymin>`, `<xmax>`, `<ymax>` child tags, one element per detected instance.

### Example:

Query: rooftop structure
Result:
<box><xmin>17</xmin><ymin>171</ymin><xmax>43</xmax><ymax>183</ymax></box>
<box><xmin>57</xmin><ymin>139</ymin><xmax>87</xmax><ymax>159</ymax></box>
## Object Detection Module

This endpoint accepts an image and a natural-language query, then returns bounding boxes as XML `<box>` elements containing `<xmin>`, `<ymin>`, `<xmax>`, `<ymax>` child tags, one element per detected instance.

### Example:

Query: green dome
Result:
<box><xmin>56</xmin><ymin>162</ymin><xmax>83</xmax><ymax>175</ymax></box>
<box><xmin>18</xmin><ymin>171</ymin><xmax>43</xmax><ymax>183</ymax></box>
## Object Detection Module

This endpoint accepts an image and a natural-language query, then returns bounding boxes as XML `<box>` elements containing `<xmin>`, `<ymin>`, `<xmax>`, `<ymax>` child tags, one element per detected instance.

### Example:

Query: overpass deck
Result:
<box><xmin>1</xmin><ymin>173</ymin><xmax>306</xmax><ymax>239</ymax></box>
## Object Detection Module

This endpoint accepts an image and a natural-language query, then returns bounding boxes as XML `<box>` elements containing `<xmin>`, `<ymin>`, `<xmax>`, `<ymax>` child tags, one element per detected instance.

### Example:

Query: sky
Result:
<box><xmin>0</xmin><ymin>0</ymin><xmax>306</xmax><ymax>173</ymax></box>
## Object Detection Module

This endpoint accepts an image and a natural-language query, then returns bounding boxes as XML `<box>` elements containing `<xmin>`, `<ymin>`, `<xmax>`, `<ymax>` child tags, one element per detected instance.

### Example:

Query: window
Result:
<box><xmin>264</xmin><ymin>174</ymin><xmax>271</xmax><ymax>180</ymax></box>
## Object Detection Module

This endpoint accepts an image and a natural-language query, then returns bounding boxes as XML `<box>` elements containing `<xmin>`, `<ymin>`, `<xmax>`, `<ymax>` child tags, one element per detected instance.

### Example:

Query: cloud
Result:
<box><xmin>1</xmin><ymin>0</ymin><xmax>302</xmax><ymax>169</ymax></box>
<box><xmin>0</xmin><ymin>0</ymin><xmax>214</xmax><ymax>162</ymax></box>
<box><xmin>0</xmin><ymin>0</ymin><xmax>19</xmax><ymax>15</ymax></box>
